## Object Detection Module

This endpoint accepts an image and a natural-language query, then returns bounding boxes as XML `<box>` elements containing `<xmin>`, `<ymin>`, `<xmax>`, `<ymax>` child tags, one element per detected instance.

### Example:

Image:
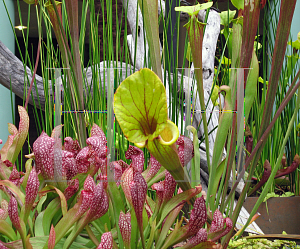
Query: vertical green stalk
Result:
<box><xmin>65</xmin><ymin>0</ymin><xmax>86</xmax><ymax>146</ymax></box>
<box><xmin>258</xmin><ymin>0</ymin><xmax>297</xmax><ymax>140</ymax></box>
<box><xmin>242</xmin><ymin>0</ymin><xmax>298</xmax><ymax>197</ymax></box>
<box><xmin>175</xmin><ymin>2</ymin><xmax>213</xmax><ymax>205</ymax></box>
<box><xmin>235</xmin><ymin>85</ymin><xmax>300</xmax><ymax>241</ymax></box>
<box><xmin>137</xmin><ymin>0</ymin><xmax>162</xmax><ymax>79</ymax></box>
<box><xmin>46</xmin><ymin>0</ymin><xmax>86</xmax><ymax>147</ymax></box>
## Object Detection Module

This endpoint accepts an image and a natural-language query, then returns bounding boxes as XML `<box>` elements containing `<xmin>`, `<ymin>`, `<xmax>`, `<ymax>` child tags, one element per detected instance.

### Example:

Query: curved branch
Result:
<box><xmin>0</xmin><ymin>40</ymin><xmax>45</xmax><ymax>108</ymax></box>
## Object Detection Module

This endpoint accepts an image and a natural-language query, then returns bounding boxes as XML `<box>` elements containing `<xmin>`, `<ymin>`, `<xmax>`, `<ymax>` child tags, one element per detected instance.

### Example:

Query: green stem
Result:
<box><xmin>226</xmin><ymin>76</ymin><xmax>300</xmax><ymax>204</ymax></box>
<box><xmin>85</xmin><ymin>225</ymin><xmax>99</xmax><ymax>246</ymax></box>
<box><xmin>183</xmin><ymin>13</ymin><xmax>211</xmax><ymax>207</ymax></box>
<box><xmin>257</xmin><ymin>0</ymin><xmax>297</xmax><ymax>140</ymax></box>
<box><xmin>225</xmin><ymin>84</ymin><xmax>300</xmax><ymax>245</ymax></box>
<box><xmin>65</xmin><ymin>0</ymin><xmax>86</xmax><ymax>147</ymax></box>
<box><xmin>47</xmin><ymin>0</ymin><xmax>86</xmax><ymax>147</ymax></box>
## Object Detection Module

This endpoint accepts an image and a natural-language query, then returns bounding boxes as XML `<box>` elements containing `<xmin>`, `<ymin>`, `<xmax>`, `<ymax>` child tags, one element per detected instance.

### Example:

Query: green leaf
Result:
<box><xmin>146</xmin><ymin>168</ymin><xmax>165</xmax><ymax>188</ymax></box>
<box><xmin>146</xmin><ymin>218</ymin><xmax>156</xmax><ymax>249</ymax></box>
<box><xmin>21</xmin><ymin>159</ymin><xmax>33</xmax><ymax>189</ymax></box>
<box><xmin>92</xmin><ymin>212</ymin><xmax>110</xmax><ymax>234</ymax></box>
<box><xmin>286</xmin><ymin>54</ymin><xmax>300</xmax><ymax>80</ymax></box>
<box><xmin>220</xmin><ymin>10</ymin><xmax>236</xmax><ymax>26</ymax></box>
<box><xmin>3</xmin><ymin>236</ymin><xmax>87</xmax><ymax>249</ymax></box>
<box><xmin>221</xmin><ymin>56</ymin><xmax>231</xmax><ymax>65</ymax></box>
<box><xmin>0</xmin><ymin>180</ymin><xmax>25</xmax><ymax>204</ymax></box>
<box><xmin>175</xmin><ymin>2</ymin><xmax>213</xmax><ymax>16</ymax></box>
<box><xmin>130</xmin><ymin>208</ymin><xmax>139</xmax><ymax>249</ymax></box>
<box><xmin>263</xmin><ymin>192</ymin><xmax>279</xmax><ymax>202</ymax></box>
<box><xmin>160</xmin><ymin>219</ymin><xmax>184</xmax><ymax>249</ymax></box>
<box><xmin>207</xmin><ymin>86</ymin><xmax>233</xmax><ymax>211</ymax></box>
<box><xmin>137</xmin><ymin>0</ymin><xmax>162</xmax><ymax>80</ymax></box>
<box><xmin>210</xmin><ymin>84</ymin><xmax>219</xmax><ymax>106</ymax></box>
<box><xmin>280</xmin><ymin>192</ymin><xmax>295</xmax><ymax>197</ymax></box>
<box><xmin>37</xmin><ymin>194</ymin><xmax>48</xmax><ymax>214</ymax></box>
<box><xmin>221</xmin><ymin>28</ymin><xmax>233</xmax><ymax>59</ymax></box>
<box><xmin>114</xmin><ymin>68</ymin><xmax>168</xmax><ymax>145</ymax></box>
<box><xmin>192</xmin><ymin>242</ymin><xmax>218</xmax><ymax>249</ymax></box>
<box><xmin>229</xmin><ymin>21</ymin><xmax>242</xmax><ymax>68</ymax></box>
<box><xmin>186</xmin><ymin>42</ymin><xmax>193</xmax><ymax>62</ymax></box>
<box><xmin>231</xmin><ymin>0</ymin><xmax>244</xmax><ymax>10</ymax></box>
<box><xmin>0</xmin><ymin>219</ymin><xmax>17</xmax><ymax>241</ymax></box>
<box><xmin>0</xmin><ymin>106</ymin><xmax>29</xmax><ymax>165</ymax></box>
<box><xmin>35</xmin><ymin>211</ymin><xmax>45</xmax><ymax>237</ymax></box>
<box><xmin>298</xmin><ymin>31</ymin><xmax>300</xmax><ymax>42</ymax></box>
<box><xmin>107</xmin><ymin>180</ymin><xmax>125</xmax><ymax>248</ymax></box>
<box><xmin>186</xmin><ymin>126</ymin><xmax>201</xmax><ymax>190</ymax></box>
<box><xmin>288</xmin><ymin>39</ymin><xmax>300</xmax><ymax>50</ymax></box>
<box><xmin>254</xmin><ymin>41</ymin><xmax>262</xmax><ymax>50</ymax></box>
<box><xmin>155</xmin><ymin>202</ymin><xmax>185</xmax><ymax>248</ymax></box>
<box><xmin>258</xmin><ymin>76</ymin><xmax>268</xmax><ymax>86</ymax></box>
<box><xmin>39</xmin><ymin>185</ymin><xmax>68</xmax><ymax>216</ymax></box>
<box><xmin>215</xmin><ymin>159</ymin><xmax>226</xmax><ymax>187</ymax></box>
<box><xmin>23</xmin><ymin>0</ymin><xmax>36</xmax><ymax>4</ymax></box>
<box><xmin>147</xmin><ymin>139</ymin><xmax>192</xmax><ymax>193</ymax></box>
<box><xmin>244</xmin><ymin>51</ymin><xmax>259</xmax><ymax>123</ymax></box>
<box><xmin>43</xmin><ymin>203</ymin><xmax>82</xmax><ymax>248</ymax></box>
<box><xmin>157</xmin><ymin>186</ymin><xmax>202</xmax><ymax>229</ymax></box>
<box><xmin>146</xmin><ymin>196</ymin><xmax>156</xmax><ymax>214</ymax></box>
<box><xmin>43</xmin><ymin>197</ymin><xmax>61</xmax><ymax>235</ymax></box>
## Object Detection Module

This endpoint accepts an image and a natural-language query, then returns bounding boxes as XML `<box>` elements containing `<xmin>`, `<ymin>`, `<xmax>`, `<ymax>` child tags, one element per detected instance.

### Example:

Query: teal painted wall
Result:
<box><xmin>0</xmin><ymin>0</ymin><xmax>15</xmax><ymax>149</ymax></box>
<box><xmin>290</xmin><ymin>1</ymin><xmax>300</xmax><ymax>41</ymax></box>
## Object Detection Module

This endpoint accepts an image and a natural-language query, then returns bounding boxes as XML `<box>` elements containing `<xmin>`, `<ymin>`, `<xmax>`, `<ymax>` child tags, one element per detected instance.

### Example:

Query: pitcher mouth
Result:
<box><xmin>134</xmin><ymin>120</ymin><xmax>179</xmax><ymax>148</ymax></box>
<box><xmin>158</xmin><ymin>120</ymin><xmax>179</xmax><ymax>146</ymax></box>
<box><xmin>134</xmin><ymin>140</ymin><xmax>147</xmax><ymax>148</ymax></box>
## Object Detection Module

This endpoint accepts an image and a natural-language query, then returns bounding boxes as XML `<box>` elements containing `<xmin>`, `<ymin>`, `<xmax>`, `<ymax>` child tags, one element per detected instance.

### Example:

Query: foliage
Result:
<box><xmin>247</xmin><ymin>0</ymin><xmax>300</xmax><ymax>196</ymax></box>
<box><xmin>0</xmin><ymin>104</ymin><xmax>233</xmax><ymax>248</ymax></box>
<box><xmin>177</xmin><ymin>0</ymin><xmax>300</xmax><ymax>247</ymax></box>
<box><xmin>228</xmin><ymin>236</ymin><xmax>300</xmax><ymax>249</ymax></box>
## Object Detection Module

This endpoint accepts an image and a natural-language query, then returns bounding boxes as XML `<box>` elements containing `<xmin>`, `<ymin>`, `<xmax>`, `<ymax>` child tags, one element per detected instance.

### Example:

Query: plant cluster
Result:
<box><xmin>228</xmin><ymin>234</ymin><xmax>300</xmax><ymax>249</ymax></box>
<box><xmin>0</xmin><ymin>102</ymin><xmax>233</xmax><ymax>248</ymax></box>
